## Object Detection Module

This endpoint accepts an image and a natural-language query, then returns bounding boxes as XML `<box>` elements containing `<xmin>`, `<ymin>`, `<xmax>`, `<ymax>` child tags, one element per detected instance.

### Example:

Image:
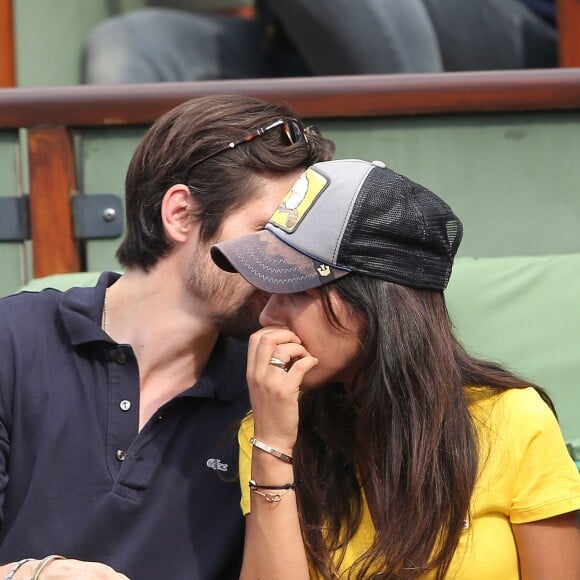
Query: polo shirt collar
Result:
<box><xmin>59</xmin><ymin>271</ymin><xmax>248</xmax><ymax>401</ymax></box>
<box><xmin>60</xmin><ymin>271</ymin><xmax>119</xmax><ymax>346</ymax></box>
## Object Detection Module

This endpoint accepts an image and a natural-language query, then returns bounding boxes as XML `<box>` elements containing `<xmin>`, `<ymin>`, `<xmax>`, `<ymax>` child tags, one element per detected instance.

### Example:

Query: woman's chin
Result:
<box><xmin>298</xmin><ymin>368</ymin><xmax>345</xmax><ymax>392</ymax></box>
<box><xmin>297</xmin><ymin>371</ymin><xmax>324</xmax><ymax>392</ymax></box>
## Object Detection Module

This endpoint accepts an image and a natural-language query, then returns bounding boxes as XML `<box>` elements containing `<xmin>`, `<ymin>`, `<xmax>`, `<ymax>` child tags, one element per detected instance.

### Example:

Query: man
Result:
<box><xmin>0</xmin><ymin>95</ymin><xmax>334</xmax><ymax>579</ymax></box>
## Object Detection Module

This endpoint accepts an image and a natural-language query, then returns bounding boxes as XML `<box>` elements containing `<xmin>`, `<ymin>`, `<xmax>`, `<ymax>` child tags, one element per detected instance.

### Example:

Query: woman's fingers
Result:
<box><xmin>248</xmin><ymin>327</ymin><xmax>314</xmax><ymax>388</ymax></box>
<box><xmin>287</xmin><ymin>354</ymin><xmax>319</xmax><ymax>378</ymax></box>
<box><xmin>270</xmin><ymin>342</ymin><xmax>311</xmax><ymax>371</ymax></box>
<box><xmin>247</xmin><ymin>326</ymin><xmax>317</xmax><ymax>448</ymax></box>
<box><xmin>248</xmin><ymin>327</ymin><xmax>301</xmax><ymax>379</ymax></box>
<box><xmin>248</xmin><ymin>326</ymin><xmax>301</xmax><ymax>368</ymax></box>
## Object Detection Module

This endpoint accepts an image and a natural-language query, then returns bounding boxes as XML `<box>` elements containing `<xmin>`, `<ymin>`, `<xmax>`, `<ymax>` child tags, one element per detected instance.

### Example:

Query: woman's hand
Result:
<box><xmin>247</xmin><ymin>326</ymin><xmax>318</xmax><ymax>451</ymax></box>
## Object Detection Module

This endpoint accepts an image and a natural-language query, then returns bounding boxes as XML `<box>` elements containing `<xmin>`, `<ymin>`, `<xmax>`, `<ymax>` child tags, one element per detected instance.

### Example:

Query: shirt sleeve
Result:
<box><xmin>238</xmin><ymin>414</ymin><xmax>255</xmax><ymax>516</ymax></box>
<box><xmin>507</xmin><ymin>388</ymin><xmax>580</xmax><ymax>523</ymax></box>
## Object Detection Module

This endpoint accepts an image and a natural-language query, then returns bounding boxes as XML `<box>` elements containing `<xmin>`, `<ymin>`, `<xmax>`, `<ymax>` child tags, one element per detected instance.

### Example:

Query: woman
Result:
<box><xmin>211</xmin><ymin>159</ymin><xmax>580</xmax><ymax>579</ymax></box>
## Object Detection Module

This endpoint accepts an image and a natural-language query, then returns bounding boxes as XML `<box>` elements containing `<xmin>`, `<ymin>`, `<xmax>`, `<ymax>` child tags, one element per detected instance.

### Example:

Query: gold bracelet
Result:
<box><xmin>249</xmin><ymin>437</ymin><xmax>293</xmax><ymax>464</ymax></box>
<box><xmin>250</xmin><ymin>487</ymin><xmax>294</xmax><ymax>502</ymax></box>
<box><xmin>30</xmin><ymin>555</ymin><xmax>65</xmax><ymax>580</ymax></box>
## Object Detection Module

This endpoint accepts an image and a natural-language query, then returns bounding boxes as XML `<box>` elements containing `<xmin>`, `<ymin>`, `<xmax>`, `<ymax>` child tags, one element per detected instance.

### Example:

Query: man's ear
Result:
<box><xmin>161</xmin><ymin>184</ymin><xmax>198</xmax><ymax>243</ymax></box>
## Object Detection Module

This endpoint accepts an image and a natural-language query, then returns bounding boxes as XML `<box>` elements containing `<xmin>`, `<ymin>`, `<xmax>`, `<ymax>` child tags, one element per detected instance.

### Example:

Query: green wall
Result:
<box><xmin>14</xmin><ymin>0</ymin><xmax>136</xmax><ymax>86</ymax></box>
<box><xmin>81</xmin><ymin>126</ymin><xmax>148</xmax><ymax>273</ymax></box>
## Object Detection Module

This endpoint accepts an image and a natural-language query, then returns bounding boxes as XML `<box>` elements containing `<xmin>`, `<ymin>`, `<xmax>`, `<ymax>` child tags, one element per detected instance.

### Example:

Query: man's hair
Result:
<box><xmin>116</xmin><ymin>94</ymin><xmax>335</xmax><ymax>270</ymax></box>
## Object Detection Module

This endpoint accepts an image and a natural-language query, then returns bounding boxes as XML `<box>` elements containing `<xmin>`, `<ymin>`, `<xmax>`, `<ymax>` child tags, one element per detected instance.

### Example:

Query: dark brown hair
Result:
<box><xmin>295</xmin><ymin>275</ymin><xmax>555</xmax><ymax>579</ymax></box>
<box><xmin>116</xmin><ymin>94</ymin><xmax>335</xmax><ymax>270</ymax></box>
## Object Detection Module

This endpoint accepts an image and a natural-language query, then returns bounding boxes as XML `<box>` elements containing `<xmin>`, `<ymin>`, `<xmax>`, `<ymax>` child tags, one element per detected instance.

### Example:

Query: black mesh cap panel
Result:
<box><xmin>338</xmin><ymin>166</ymin><xmax>462</xmax><ymax>290</ymax></box>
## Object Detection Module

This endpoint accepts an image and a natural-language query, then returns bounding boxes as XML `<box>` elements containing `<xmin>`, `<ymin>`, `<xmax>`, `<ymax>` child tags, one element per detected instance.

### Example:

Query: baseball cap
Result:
<box><xmin>211</xmin><ymin>159</ymin><xmax>462</xmax><ymax>293</ymax></box>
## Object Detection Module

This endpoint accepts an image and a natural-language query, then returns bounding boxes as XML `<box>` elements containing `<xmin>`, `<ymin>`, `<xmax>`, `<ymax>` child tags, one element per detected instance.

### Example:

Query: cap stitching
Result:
<box><xmin>233</xmin><ymin>252</ymin><xmax>317</xmax><ymax>285</ymax></box>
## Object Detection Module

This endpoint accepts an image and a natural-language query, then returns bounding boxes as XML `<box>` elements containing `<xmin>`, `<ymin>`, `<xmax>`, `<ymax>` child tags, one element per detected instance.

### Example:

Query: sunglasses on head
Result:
<box><xmin>189</xmin><ymin>118</ymin><xmax>313</xmax><ymax>171</ymax></box>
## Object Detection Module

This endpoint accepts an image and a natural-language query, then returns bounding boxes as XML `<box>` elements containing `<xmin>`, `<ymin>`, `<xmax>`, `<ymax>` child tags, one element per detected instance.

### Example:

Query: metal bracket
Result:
<box><xmin>0</xmin><ymin>196</ymin><xmax>30</xmax><ymax>241</ymax></box>
<box><xmin>0</xmin><ymin>194</ymin><xmax>124</xmax><ymax>242</ymax></box>
<box><xmin>72</xmin><ymin>194</ymin><xmax>124</xmax><ymax>240</ymax></box>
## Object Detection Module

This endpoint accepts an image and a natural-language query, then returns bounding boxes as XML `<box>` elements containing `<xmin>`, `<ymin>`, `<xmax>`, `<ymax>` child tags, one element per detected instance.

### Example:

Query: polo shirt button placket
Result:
<box><xmin>106</xmin><ymin>346</ymin><xmax>143</xmax><ymax>478</ymax></box>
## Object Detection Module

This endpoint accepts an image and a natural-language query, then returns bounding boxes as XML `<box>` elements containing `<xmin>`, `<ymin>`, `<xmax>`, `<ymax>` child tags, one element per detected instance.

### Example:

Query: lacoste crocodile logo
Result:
<box><xmin>206</xmin><ymin>458</ymin><xmax>229</xmax><ymax>472</ymax></box>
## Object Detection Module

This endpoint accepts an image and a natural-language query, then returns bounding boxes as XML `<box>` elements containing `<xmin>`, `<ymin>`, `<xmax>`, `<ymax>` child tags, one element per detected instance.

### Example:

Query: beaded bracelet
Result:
<box><xmin>249</xmin><ymin>479</ymin><xmax>298</xmax><ymax>503</ymax></box>
<box><xmin>249</xmin><ymin>437</ymin><xmax>293</xmax><ymax>464</ymax></box>
<box><xmin>5</xmin><ymin>558</ymin><xmax>33</xmax><ymax>580</ymax></box>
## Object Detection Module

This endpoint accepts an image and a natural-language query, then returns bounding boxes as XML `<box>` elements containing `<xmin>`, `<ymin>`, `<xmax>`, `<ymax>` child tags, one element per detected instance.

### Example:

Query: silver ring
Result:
<box><xmin>269</xmin><ymin>356</ymin><xmax>288</xmax><ymax>372</ymax></box>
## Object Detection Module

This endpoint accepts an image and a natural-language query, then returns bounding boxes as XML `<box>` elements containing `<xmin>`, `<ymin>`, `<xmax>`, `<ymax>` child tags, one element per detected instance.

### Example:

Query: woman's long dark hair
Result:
<box><xmin>294</xmin><ymin>275</ymin><xmax>554</xmax><ymax>579</ymax></box>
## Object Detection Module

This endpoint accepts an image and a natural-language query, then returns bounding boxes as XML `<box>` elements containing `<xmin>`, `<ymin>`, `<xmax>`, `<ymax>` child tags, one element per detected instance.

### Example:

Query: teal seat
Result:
<box><xmin>20</xmin><ymin>272</ymin><xmax>104</xmax><ymax>292</ymax></box>
<box><xmin>446</xmin><ymin>254</ymin><xmax>580</xmax><ymax>445</ymax></box>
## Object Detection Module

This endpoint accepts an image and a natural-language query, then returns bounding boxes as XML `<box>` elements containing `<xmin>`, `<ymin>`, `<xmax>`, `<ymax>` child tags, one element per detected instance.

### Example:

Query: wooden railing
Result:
<box><xmin>3</xmin><ymin>69</ymin><xmax>580</xmax><ymax>128</ymax></box>
<box><xmin>1</xmin><ymin>69</ymin><xmax>580</xmax><ymax>278</ymax></box>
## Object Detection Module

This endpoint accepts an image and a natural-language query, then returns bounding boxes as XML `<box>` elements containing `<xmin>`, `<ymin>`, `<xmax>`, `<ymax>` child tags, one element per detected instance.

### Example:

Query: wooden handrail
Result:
<box><xmin>0</xmin><ymin>0</ymin><xmax>15</xmax><ymax>87</ymax></box>
<box><xmin>1</xmin><ymin>69</ymin><xmax>580</xmax><ymax>129</ymax></box>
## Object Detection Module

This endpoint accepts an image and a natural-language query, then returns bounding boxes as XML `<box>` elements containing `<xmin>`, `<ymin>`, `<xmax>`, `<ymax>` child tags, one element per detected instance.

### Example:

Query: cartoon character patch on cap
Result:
<box><xmin>270</xmin><ymin>168</ymin><xmax>329</xmax><ymax>233</ymax></box>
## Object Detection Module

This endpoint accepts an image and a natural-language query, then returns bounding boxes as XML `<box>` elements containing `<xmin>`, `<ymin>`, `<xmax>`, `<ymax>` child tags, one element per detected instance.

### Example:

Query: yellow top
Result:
<box><xmin>239</xmin><ymin>387</ymin><xmax>580</xmax><ymax>578</ymax></box>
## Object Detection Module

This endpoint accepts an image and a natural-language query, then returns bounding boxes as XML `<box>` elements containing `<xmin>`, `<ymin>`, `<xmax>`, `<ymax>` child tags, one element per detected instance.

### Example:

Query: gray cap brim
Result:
<box><xmin>211</xmin><ymin>229</ymin><xmax>349</xmax><ymax>294</ymax></box>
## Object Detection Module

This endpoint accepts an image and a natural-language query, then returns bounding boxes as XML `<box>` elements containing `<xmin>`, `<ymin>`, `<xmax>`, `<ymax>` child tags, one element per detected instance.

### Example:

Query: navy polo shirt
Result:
<box><xmin>0</xmin><ymin>272</ymin><xmax>250</xmax><ymax>579</ymax></box>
